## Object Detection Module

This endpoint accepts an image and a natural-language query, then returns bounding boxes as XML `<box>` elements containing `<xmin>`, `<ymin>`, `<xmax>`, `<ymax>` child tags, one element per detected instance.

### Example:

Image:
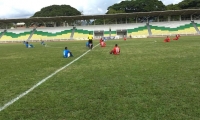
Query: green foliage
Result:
<box><xmin>166</xmin><ymin>4</ymin><xmax>181</xmax><ymax>10</ymax></box>
<box><xmin>32</xmin><ymin>5</ymin><xmax>81</xmax><ymax>17</ymax></box>
<box><xmin>178</xmin><ymin>0</ymin><xmax>200</xmax><ymax>9</ymax></box>
<box><xmin>93</xmin><ymin>0</ymin><xmax>166</xmax><ymax>24</ymax></box>
<box><xmin>0</xmin><ymin>23</ymin><xmax>13</xmax><ymax>29</ymax></box>
<box><xmin>107</xmin><ymin>0</ymin><xmax>166</xmax><ymax>13</ymax></box>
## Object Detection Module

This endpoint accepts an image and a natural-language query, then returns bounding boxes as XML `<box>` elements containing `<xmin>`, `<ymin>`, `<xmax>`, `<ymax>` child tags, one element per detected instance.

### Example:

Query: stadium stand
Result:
<box><xmin>149</xmin><ymin>21</ymin><xmax>197</xmax><ymax>36</ymax></box>
<box><xmin>0</xmin><ymin>10</ymin><xmax>199</xmax><ymax>42</ymax></box>
<box><xmin>0</xmin><ymin>28</ymin><xmax>32</xmax><ymax>41</ymax></box>
<box><xmin>0</xmin><ymin>29</ymin><xmax>5</xmax><ymax>39</ymax></box>
<box><xmin>73</xmin><ymin>26</ymin><xmax>93</xmax><ymax>40</ymax></box>
<box><xmin>127</xmin><ymin>23</ymin><xmax>148</xmax><ymax>38</ymax></box>
<box><xmin>31</xmin><ymin>27</ymin><xmax>72</xmax><ymax>41</ymax></box>
<box><xmin>74</xmin><ymin>23</ymin><xmax>149</xmax><ymax>39</ymax></box>
<box><xmin>1</xmin><ymin>21</ymin><xmax>198</xmax><ymax>41</ymax></box>
<box><xmin>194</xmin><ymin>20</ymin><xmax>200</xmax><ymax>32</ymax></box>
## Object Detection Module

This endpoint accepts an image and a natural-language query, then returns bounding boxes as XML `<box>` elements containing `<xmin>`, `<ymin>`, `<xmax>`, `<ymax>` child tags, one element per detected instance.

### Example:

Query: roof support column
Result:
<box><xmin>44</xmin><ymin>22</ymin><xmax>46</xmax><ymax>27</ymax></box>
<box><xmin>25</xmin><ymin>23</ymin><xmax>28</xmax><ymax>28</ymax></box>
<box><xmin>168</xmin><ymin>16</ymin><xmax>171</xmax><ymax>21</ymax></box>
<box><xmin>157</xmin><ymin>16</ymin><xmax>160</xmax><ymax>22</ymax></box>
<box><xmin>191</xmin><ymin>14</ymin><xmax>193</xmax><ymax>21</ymax></box>
<box><xmin>179</xmin><ymin>15</ymin><xmax>182</xmax><ymax>21</ymax></box>
<box><xmin>63</xmin><ymin>21</ymin><xmax>65</xmax><ymax>27</ymax></box>
<box><xmin>54</xmin><ymin>22</ymin><xmax>56</xmax><ymax>27</ymax></box>
<box><xmin>136</xmin><ymin>17</ymin><xmax>138</xmax><ymax>23</ymax></box>
<box><xmin>116</xmin><ymin>19</ymin><xmax>117</xmax><ymax>24</ymax></box>
<box><xmin>126</xmin><ymin>16</ymin><xmax>127</xmax><ymax>24</ymax></box>
<box><xmin>104</xmin><ymin>19</ymin><xmax>105</xmax><ymax>25</ymax></box>
<box><xmin>14</xmin><ymin>23</ymin><xmax>17</xmax><ymax>28</ymax></box>
<box><xmin>94</xmin><ymin>19</ymin><xmax>95</xmax><ymax>25</ymax></box>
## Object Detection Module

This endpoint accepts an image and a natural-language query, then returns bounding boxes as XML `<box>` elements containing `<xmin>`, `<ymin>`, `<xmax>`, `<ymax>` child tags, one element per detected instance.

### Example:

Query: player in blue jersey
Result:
<box><xmin>63</xmin><ymin>47</ymin><xmax>73</xmax><ymax>58</ymax></box>
<box><xmin>25</xmin><ymin>42</ymin><xmax>34</xmax><ymax>48</ymax></box>
<box><xmin>86</xmin><ymin>41</ymin><xmax>89</xmax><ymax>48</ymax></box>
<box><xmin>41</xmin><ymin>41</ymin><xmax>46</xmax><ymax>46</ymax></box>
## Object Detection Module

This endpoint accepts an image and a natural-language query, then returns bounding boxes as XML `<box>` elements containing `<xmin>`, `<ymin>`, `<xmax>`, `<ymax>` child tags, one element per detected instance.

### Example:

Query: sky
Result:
<box><xmin>0</xmin><ymin>0</ymin><xmax>183</xmax><ymax>19</ymax></box>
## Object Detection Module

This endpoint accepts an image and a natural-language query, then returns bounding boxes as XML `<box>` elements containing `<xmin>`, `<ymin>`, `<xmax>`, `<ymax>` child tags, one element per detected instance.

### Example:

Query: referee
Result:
<box><xmin>88</xmin><ymin>32</ymin><xmax>93</xmax><ymax>49</ymax></box>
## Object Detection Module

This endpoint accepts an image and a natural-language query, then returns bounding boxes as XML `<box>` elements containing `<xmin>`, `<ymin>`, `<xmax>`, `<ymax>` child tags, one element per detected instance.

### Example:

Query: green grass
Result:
<box><xmin>0</xmin><ymin>37</ymin><xmax>200</xmax><ymax>120</ymax></box>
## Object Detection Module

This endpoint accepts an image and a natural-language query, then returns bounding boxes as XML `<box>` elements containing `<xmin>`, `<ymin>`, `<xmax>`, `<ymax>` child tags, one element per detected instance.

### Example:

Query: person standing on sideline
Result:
<box><xmin>88</xmin><ymin>32</ymin><xmax>93</xmax><ymax>49</ymax></box>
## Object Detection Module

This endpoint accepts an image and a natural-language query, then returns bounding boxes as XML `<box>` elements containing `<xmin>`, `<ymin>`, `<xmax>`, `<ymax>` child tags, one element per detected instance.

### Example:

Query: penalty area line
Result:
<box><xmin>0</xmin><ymin>43</ymin><xmax>100</xmax><ymax>112</ymax></box>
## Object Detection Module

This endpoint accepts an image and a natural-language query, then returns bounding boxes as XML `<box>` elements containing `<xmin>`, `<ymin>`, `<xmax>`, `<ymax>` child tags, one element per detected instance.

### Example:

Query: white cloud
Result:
<box><xmin>162</xmin><ymin>0</ymin><xmax>182</xmax><ymax>5</ymax></box>
<box><xmin>0</xmin><ymin>0</ymin><xmax>183</xmax><ymax>19</ymax></box>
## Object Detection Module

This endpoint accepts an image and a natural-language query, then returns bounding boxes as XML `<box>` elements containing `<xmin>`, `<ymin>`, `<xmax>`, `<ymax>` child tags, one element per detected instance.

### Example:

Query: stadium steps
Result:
<box><xmin>146</xmin><ymin>23</ymin><xmax>152</xmax><ymax>36</ymax></box>
<box><xmin>0</xmin><ymin>29</ymin><xmax>7</xmax><ymax>39</ymax></box>
<box><xmin>70</xmin><ymin>26</ymin><xmax>76</xmax><ymax>40</ymax></box>
<box><xmin>27</xmin><ymin>27</ymin><xmax>36</xmax><ymax>41</ymax></box>
<box><xmin>191</xmin><ymin>21</ymin><xmax>200</xmax><ymax>34</ymax></box>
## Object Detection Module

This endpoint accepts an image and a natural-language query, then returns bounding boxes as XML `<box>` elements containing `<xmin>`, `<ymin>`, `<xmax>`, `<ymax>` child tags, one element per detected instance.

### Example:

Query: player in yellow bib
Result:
<box><xmin>88</xmin><ymin>33</ymin><xmax>93</xmax><ymax>49</ymax></box>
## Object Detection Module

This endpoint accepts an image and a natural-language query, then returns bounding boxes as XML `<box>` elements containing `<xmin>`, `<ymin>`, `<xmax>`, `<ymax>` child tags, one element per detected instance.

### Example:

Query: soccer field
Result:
<box><xmin>0</xmin><ymin>37</ymin><xmax>200</xmax><ymax>119</ymax></box>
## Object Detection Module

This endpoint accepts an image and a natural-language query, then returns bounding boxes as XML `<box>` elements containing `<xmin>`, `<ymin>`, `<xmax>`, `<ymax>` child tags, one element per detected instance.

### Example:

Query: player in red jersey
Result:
<box><xmin>164</xmin><ymin>36</ymin><xmax>170</xmax><ymax>42</ymax></box>
<box><xmin>100</xmin><ymin>41</ymin><xmax>106</xmax><ymax>47</ymax></box>
<box><xmin>123</xmin><ymin>34</ymin><xmax>127</xmax><ymax>41</ymax></box>
<box><xmin>173</xmin><ymin>34</ymin><xmax>180</xmax><ymax>40</ymax></box>
<box><xmin>100</xmin><ymin>38</ymin><xmax>103</xmax><ymax>43</ymax></box>
<box><xmin>110</xmin><ymin>44</ymin><xmax>120</xmax><ymax>55</ymax></box>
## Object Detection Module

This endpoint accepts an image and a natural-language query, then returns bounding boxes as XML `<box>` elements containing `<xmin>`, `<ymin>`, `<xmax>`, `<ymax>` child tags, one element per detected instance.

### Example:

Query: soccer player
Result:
<box><xmin>100</xmin><ymin>41</ymin><xmax>106</xmax><ymax>47</ymax></box>
<box><xmin>63</xmin><ymin>47</ymin><xmax>73</xmax><ymax>58</ymax></box>
<box><xmin>110</xmin><ymin>44</ymin><xmax>120</xmax><ymax>55</ymax></box>
<box><xmin>25</xmin><ymin>42</ymin><xmax>34</xmax><ymax>48</ymax></box>
<box><xmin>41</xmin><ymin>41</ymin><xmax>46</xmax><ymax>46</ymax></box>
<box><xmin>164</xmin><ymin>36</ymin><xmax>170</xmax><ymax>42</ymax></box>
<box><xmin>86</xmin><ymin>41</ymin><xmax>90</xmax><ymax>48</ymax></box>
<box><xmin>173</xmin><ymin>34</ymin><xmax>179</xmax><ymax>40</ymax></box>
<box><xmin>88</xmin><ymin>32</ymin><xmax>93</xmax><ymax>49</ymax></box>
<box><xmin>123</xmin><ymin>34</ymin><xmax>127</xmax><ymax>41</ymax></box>
<box><xmin>100</xmin><ymin>38</ymin><xmax>103</xmax><ymax>43</ymax></box>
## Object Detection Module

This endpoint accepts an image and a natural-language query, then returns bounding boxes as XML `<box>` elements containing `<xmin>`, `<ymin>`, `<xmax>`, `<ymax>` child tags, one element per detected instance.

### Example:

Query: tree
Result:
<box><xmin>107</xmin><ymin>0</ymin><xmax>166</xmax><ymax>13</ymax></box>
<box><xmin>98</xmin><ymin>0</ymin><xmax>166</xmax><ymax>24</ymax></box>
<box><xmin>32</xmin><ymin>5</ymin><xmax>81</xmax><ymax>17</ymax></box>
<box><xmin>166</xmin><ymin>4</ymin><xmax>181</xmax><ymax>10</ymax></box>
<box><xmin>32</xmin><ymin>5</ymin><xmax>81</xmax><ymax>26</ymax></box>
<box><xmin>178</xmin><ymin>0</ymin><xmax>200</xmax><ymax>9</ymax></box>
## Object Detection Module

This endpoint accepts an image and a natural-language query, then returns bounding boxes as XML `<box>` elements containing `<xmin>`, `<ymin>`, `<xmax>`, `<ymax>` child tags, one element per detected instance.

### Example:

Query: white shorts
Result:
<box><xmin>67</xmin><ymin>53</ymin><xmax>70</xmax><ymax>57</ymax></box>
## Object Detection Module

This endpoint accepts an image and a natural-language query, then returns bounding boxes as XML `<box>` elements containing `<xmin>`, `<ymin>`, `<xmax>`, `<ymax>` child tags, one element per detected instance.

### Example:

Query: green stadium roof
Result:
<box><xmin>0</xmin><ymin>9</ymin><xmax>200</xmax><ymax>23</ymax></box>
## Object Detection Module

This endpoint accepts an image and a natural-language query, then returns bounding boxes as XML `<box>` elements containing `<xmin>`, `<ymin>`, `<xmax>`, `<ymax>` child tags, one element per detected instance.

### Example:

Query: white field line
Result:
<box><xmin>0</xmin><ymin>43</ymin><xmax>100</xmax><ymax>112</ymax></box>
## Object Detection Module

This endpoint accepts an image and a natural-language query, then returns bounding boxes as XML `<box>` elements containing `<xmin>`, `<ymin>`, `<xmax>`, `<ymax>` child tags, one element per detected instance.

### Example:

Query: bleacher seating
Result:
<box><xmin>0</xmin><ymin>21</ymin><xmax>199</xmax><ymax>41</ymax></box>
<box><xmin>194</xmin><ymin>20</ymin><xmax>200</xmax><ymax>31</ymax></box>
<box><xmin>31</xmin><ymin>27</ymin><xmax>72</xmax><ymax>40</ymax></box>
<box><xmin>75</xmin><ymin>23</ymin><xmax>148</xmax><ymax>39</ymax></box>
<box><xmin>126</xmin><ymin>23</ymin><xmax>148</xmax><ymax>37</ymax></box>
<box><xmin>0</xmin><ymin>28</ymin><xmax>32</xmax><ymax>41</ymax></box>
<box><xmin>150</xmin><ymin>21</ymin><xmax>197</xmax><ymax>36</ymax></box>
<box><xmin>0</xmin><ymin>29</ymin><xmax>4</xmax><ymax>38</ymax></box>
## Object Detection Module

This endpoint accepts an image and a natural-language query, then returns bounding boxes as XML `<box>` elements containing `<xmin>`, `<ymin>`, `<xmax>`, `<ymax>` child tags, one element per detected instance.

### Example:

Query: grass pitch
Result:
<box><xmin>0</xmin><ymin>36</ymin><xmax>200</xmax><ymax>119</ymax></box>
